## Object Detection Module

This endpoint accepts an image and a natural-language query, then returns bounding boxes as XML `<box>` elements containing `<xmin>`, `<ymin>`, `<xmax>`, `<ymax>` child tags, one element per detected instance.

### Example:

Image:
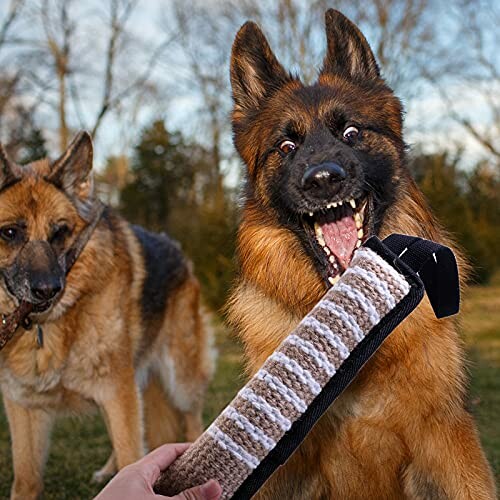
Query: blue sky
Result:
<box><xmin>0</xmin><ymin>0</ymin><xmax>496</xmax><ymax>175</ymax></box>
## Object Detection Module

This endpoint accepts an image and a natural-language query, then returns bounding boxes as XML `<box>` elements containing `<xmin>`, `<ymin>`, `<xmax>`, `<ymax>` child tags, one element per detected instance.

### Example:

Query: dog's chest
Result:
<box><xmin>0</xmin><ymin>323</ymin><xmax>107</xmax><ymax>410</ymax></box>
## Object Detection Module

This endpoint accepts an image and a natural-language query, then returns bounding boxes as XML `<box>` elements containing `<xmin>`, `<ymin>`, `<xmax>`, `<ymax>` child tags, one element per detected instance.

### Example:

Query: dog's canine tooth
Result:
<box><xmin>315</xmin><ymin>224</ymin><xmax>326</xmax><ymax>246</ymax></box>
<box><xmin>328</xmin><ymin>276</ymin><xmax>340</xmax><ymax>285</ymax></box>
<box><xmin>356</xmin><ymin>239</ymin><xmax>362</xmax><ymax>248</ymax></box>
<box><xmin>354</xmin><ymin>213</ymin><xmax>363</xmax><ymax>229</ymax></box>
<box><xmin>357</xmin><ymin>228</ymin><xmax>364</xmax><ymax>239</ymax></box>
<box><xmin>350</xmin><ymin>199</ymin><xmax>356</xmax><ymax>208</ymax></box>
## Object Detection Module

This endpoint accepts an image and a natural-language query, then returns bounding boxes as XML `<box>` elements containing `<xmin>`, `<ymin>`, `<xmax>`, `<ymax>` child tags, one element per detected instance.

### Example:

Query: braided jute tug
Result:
<box><xmin>155</xmin><ymin>234</ymin><xmax>460</xmax><ymax>499</ymax></box>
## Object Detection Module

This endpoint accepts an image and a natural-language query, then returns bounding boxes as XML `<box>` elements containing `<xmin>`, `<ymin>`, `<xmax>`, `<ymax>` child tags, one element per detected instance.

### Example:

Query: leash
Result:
<box><xmin>154</xmin><ymin>233</ymin><xmax>460</xmax><ymax>499</ymax></box>
<box><xmin>0</xmin><ymin>201</ymin><xmax>105</xmax><ymax>351</ymax></box>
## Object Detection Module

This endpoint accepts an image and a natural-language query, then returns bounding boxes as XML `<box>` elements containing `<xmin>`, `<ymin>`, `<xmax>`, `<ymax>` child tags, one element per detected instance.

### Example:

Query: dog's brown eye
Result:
<box><xmin>279</xmin><ymin>140</ymin><xmax>296</xmax><ymax>154</ymax></box>
<box><xmin>0</xmin><ymin>226</ymin><xmax>18</xmax><ymax>242</ymax></box>
<box><xmin>343</xmin><ymin>126</ymin><xmax>359</xmax><ymax>142</ymax></box>
<box><xmin>50</xmin><ymin>224</ymin><xmax>71</xmax><ymax>244</ymax></box>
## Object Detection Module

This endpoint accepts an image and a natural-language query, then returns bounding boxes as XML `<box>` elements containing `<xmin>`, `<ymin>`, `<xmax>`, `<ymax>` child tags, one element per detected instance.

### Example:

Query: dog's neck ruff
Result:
<box><xmin>0</xmin><ymin>200</ymin><xmax>105</xmax><ymax>351</ymax></box>
<box><xmin>154</xmin><ymin>234</ymin><xmax>459</xmax><ymax>500</ymax></box>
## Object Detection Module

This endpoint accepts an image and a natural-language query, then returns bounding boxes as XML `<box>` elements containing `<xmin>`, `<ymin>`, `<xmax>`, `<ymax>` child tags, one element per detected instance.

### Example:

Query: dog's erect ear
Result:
<box><xmin>48</xmin><ymin>131</ymin><xmax>95</xmax><ymax>220</ymax></box>
<box><xmin>230</xmin><ymin>22</ymin><xmax>291</xmax><ymax>116</ymax></box>
<box><xmin>321</xmin><ymin>9</ymin><xmax>380</xmax><ymax>80</ymax></box>
<box><xmin>0</xmin><ymin>144</ymin><xmax>21</xmax><ymax>191</ymax></box>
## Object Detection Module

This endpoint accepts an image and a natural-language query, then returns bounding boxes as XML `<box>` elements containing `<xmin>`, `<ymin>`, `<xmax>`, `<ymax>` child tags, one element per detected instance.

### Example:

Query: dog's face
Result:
<box><xmin>0</xmin><ymin>132</ymin><xmax>94</xmax><ymax>317</ymax></box>
<box><xmin>231</xmin><ymin>10</ymin><xmax>406</xmax><ymax>285</ymax></box>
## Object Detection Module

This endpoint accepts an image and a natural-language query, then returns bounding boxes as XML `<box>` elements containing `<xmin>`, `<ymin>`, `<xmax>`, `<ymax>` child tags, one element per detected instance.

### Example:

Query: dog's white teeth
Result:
<box><xmin>329</xmin><ymin>255</ymin><xmax>335</xmax><ymax>263</ymax></box>
<box><xmin>356</xmin><ymin>239</ymin><xmax>362</xmax><ymax>248</ymax></box>
<box><xmin>314</xmin><ymin>223</ymin><xmax>325</xmax><ymax>246</ymax></box>
<box><xmin>309</xmin><ymin>211</ymin><xmax>314</xmax><ymax>216</ymax></box>
<box><xmin>349</xmin><ymin>199</ymin><xmax>356</xmax><ymax>209</ymax></box>
<box><xmin>354</xmin><ymin>212</ymin><xmax>363</xmax><ymax>229</ymax></box>
<box><xmin>338</xmin><ymin>200</ymin><xmax>343</xmax><ymax>206</ymax></box>
<box><xmin>328</xmin><ymin>276</ymin><xmax>340</xmax><ymax>285</ymax></box>
<box><xmin>357</xmin><ymin>228</ymin><xmax>364</xmax><ymax>239</ymax></box>
<box><xmin>332</xmin><ymin>201</ymin><xmax>338</xmax><ymax>208</ymax></box>
<box><xmin>323</xmin><ymin>245</ymin><xmax>330</xmax><ymax>256</ymax></box>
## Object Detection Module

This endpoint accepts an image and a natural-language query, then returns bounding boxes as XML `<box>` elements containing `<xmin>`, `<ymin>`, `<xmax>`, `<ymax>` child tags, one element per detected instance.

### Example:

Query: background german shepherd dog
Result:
<box><xmin>227</xmin><ymin>9</ymin><xmax>496</xmax><ymax>499</ymax></box>
<box><xmin>0</xmin><ymin>132</ymin><xmax>213</xmax><ymax>499</ymax></box>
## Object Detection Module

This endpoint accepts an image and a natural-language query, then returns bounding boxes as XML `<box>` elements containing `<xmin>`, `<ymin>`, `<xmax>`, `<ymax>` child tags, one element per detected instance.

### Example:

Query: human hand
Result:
<box><xmin>94</xmin><ymin>443</ymin><xmax>222</xmax><ymax>500</ymax></box>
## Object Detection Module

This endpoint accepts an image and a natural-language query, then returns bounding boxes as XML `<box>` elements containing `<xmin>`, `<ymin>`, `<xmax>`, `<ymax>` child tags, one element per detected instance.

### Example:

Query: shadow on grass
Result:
<box><xmin>0</xmin><ymin>287</ymin><xmax>498</xmax><ymax>497</ymax></box>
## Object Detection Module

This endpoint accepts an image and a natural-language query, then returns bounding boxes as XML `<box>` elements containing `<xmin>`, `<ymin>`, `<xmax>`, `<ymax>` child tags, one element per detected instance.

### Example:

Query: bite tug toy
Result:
<box><xmin>155</xmin><ymin>234</ymin><xmax>459</xmax><ymax>499</ymax></box>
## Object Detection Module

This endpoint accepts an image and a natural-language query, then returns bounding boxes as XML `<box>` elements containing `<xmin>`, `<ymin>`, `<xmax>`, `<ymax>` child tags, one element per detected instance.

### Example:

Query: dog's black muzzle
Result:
<box><xmin>2</xmin><ymin>240</ymin><xmax>65</xmax><ymax>308</ymax></box>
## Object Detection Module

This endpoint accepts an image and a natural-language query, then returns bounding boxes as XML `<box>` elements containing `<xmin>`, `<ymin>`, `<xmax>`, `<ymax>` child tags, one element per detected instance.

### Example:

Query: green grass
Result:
<box><xmin>460</xmin><ymin>276</ymin><xmax>500</xmax><ymax>487</ymax></box>
<box><xmin>0</xmin><ymin>284</ymin><xmax>498</xmax><ymax>498</ymax></box>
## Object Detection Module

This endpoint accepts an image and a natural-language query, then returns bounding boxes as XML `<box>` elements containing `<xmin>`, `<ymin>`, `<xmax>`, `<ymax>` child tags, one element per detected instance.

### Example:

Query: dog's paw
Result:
<box><xmin>92</xmin><ymin>452</ymin><xmax>117</xmax><ymax>483</ymax></box>
<box><xmin>92</xmin><ymin>468</ymin><xmax>114</xmax><ymax>484</ymax></box>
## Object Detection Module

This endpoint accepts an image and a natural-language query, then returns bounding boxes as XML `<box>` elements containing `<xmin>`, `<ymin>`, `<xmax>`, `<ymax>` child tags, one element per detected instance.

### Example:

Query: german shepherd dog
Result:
<box><xmin>0</xmin><ymin>132</ymin><xmax>213</xmax><ymax>499</ymax></box>
<box><xmin>227</xmin><ymin>10</ymin><xmax>496</xmax><ymax>499</ymax></box>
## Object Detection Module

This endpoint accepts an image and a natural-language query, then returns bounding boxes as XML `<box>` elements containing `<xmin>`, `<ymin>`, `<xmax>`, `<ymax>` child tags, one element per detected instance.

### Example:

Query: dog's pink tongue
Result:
<box><xmin>320</xmin><ymin>215</ymin><xmax>358</xmax><ymax>269</ymax></box>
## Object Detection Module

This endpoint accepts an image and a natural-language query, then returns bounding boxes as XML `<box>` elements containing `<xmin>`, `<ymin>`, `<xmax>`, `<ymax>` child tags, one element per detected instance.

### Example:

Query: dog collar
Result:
<box><xmin>154</xmin><ymin>233</ymin><xmax>459</xmax><ymax>499</ymax></box>
<box><xmin>0</xmin><ymin>200</ymin><xmax>105</xmax><ymax>351</ymax></box>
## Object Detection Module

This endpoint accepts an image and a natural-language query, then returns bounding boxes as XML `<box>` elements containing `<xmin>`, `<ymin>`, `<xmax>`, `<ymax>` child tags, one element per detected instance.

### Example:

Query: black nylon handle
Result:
<box><xmin>382</xmin><ymin>234</ymin><xmax>460</xmax><ymax>318</ymax></box>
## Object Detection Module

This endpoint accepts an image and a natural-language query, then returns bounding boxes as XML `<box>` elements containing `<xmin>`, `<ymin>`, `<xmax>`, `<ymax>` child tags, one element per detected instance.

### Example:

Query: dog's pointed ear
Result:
<box><xmin>321</xmin><ymin>10</ymin><xmax>380</xmax><ymax>80</ymax></box>
<box><xmin>48</xmin><ymin>131</ymin><xmax>95</xmax><ymax>220</ymax></box>
<box><xmin>0</xmin><ymin>144</ymin><xmax>21</xmax><ymax>190</ymax></box>
<box><xmin>230</xmin><ymin>21</ymin><xmax>291</xmax><ymax>116</ymax></box>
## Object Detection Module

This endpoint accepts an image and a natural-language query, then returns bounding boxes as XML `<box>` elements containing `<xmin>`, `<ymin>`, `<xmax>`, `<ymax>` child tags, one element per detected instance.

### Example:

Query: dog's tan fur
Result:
<box><xmin>227</xmin><ymin>11</ymin><xmax>496</xmax><ymax>500</ymax></box>
<box><xmin>0</xmin><ymin>135</ymin><xmax>213</xmax><ymax>499</ymax></box>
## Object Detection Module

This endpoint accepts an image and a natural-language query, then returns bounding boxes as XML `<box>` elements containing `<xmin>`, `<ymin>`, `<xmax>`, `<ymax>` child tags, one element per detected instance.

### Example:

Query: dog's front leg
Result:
<box><xmin>97</xmin><ymin>368</ymin><xmax>145</xmax><ymax>470</ymax></box>
<box><xmin>402</xmin><ymin>411</ymin><xmax>496</xmax><ymax>499</ymax></box>
<box><xmin>2</xmin><ymin>394</ymin><xmax>54</xmax><ymax>500</ymax></box>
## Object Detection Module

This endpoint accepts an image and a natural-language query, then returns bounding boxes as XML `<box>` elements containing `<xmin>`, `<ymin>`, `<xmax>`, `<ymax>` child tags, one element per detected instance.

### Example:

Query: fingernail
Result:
<box><xmin>201</xmin><ymin>479</ymin><xmax>222</xmax><ymax>499</ymax></box>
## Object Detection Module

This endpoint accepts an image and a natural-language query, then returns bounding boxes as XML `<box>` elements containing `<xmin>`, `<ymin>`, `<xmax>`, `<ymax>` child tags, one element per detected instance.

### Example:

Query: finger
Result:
<box><xmin>171</xmin><ymin>480</ymin><xmax>222</xmax><ymax>500</ymax></box>
<box><xmin>143</xmin><ymin>443</ymin><xmax>191</xmax><ymax>471</ymax></box>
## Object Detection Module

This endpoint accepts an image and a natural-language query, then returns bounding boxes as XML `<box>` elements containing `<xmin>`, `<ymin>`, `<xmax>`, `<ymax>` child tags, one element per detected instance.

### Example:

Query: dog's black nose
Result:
<box><xmin>301</xmin><ymin>162</ymin><xmax>346</xmax><ymax>198</ymax></box>
<box><xmin>31</xmin><ymin>279</ymin><xmax>62</xmax><ymax>302</ymax></box>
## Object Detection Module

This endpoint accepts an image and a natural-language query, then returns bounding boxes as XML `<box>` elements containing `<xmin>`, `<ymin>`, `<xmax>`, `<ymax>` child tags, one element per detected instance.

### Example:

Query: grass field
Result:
<box><xmin>0</xmin><ymin>282</ymin><xmax>498</xmax><ymax>498</ymax></box>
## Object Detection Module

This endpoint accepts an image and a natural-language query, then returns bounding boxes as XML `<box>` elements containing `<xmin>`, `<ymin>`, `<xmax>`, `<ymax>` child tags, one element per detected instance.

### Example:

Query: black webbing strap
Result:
<box><xmin>233</xmin><ymin>234</ymin><xmax>460</xmax><ymax>499</ymax></box>
<box><xmin>383</xmin><ymin>234</ymin><xmax>459</xmax><ymax>318</ymax></box>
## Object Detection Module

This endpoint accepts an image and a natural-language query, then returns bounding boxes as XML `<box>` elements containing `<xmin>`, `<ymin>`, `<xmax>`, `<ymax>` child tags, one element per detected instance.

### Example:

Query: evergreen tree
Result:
<box><xmin>411</xmin><ymin>152</ymin><xmax>499</xmax><ymax>283</ymax></box>
<box><xmin>120</xmin><ymin>119</ymin><xmax>237</xmax><ymax>310</ymax></box>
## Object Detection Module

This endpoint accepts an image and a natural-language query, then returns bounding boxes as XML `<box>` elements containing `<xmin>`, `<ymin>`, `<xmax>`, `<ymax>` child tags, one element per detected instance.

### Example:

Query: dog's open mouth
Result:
<box><xmin>302</xmin><ymin>196</ymin><xmax>370</xmax><ymax>285</ymax></box>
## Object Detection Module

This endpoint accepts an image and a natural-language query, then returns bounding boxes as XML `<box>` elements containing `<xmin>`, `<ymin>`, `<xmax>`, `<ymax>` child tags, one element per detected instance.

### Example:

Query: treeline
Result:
<box><xmin>13</xmin><ymin>121</ymin><xmax>500</xmax><ymax>310</ymax></box>
<box><xmin>411</xmin><ymin>152</ymin><xmax>499</xmax><ymax>283</ymax></box>
<box><xmin>103</xmin><ymin>120</ymin><xmax>238</xmax><ymax>311</ymax></box>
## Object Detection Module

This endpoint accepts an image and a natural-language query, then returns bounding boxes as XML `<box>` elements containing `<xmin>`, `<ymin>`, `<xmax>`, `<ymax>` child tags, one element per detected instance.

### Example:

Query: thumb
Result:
<box><xmin>172</xmin><ymin>479</ymin><xmax>222</xmax><ymax>500</ymax></box>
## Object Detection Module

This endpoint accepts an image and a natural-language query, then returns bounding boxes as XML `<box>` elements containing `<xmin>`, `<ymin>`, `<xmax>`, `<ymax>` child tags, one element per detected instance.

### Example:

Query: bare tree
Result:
<box><xmin>162</xmin><ymin>0</ymin><xmax>441</xmax><ymax>196</ymax></box>
<box><xmin>7</xmin><ymin>0</ymin><xmax>172</xmax><ymax>154</ymax></box>
<box><xmin>423</xmin><ymin>0</ymin><xmax>499</xmax><ymax>161</ymax></box>
<box><xmin>0</xmin><ymin>0</ymin><xmax>25</xmax><ymax>49</ymax></box>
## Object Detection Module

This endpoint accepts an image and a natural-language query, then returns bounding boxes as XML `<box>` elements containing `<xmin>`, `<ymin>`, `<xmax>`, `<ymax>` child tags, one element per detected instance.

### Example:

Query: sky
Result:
<box><xmin>0</xmin><ymin>0</ymin><xmax>497</xmax><ymax>176</ymax></box>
